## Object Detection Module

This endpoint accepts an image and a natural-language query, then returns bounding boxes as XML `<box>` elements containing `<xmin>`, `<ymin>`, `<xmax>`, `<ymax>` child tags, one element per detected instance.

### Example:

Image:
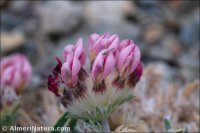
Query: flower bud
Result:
<box><xmin>0</xmin><ymin>53</ymin><xmax>32</xmax><ymax>116</ymax></box>
<box><xmin>0</xmin><ymin>53</ymin><xmax>32</xmax><ymax>94</ymax></box>
<box><xmin>91</xmin><ymin>49</ymin><xmax>116</xmax><ymax>93</ymax></box>
<box><xmin>88</xmin><ymin>33</ymin><xmax>119</xmax><ymax>62</ymax></box>
<box><xmin>117</xmin><ymin>39</ymin><xmax>141</xmax><ymax>76</ymax></box>
<box><xmin>48</xmin><ymin>38</ymin><xmax>88</xmax><ymax>108</ymax></box>
<box><xmin>91</xmin><ymin>49</ymin><xmax>115</xmax><ymax>81</ymax></box>
<box><xmin>61</xmin><ymin>38</ymin><xmax>85</xmax><ymax>88</ymax></box>
<box><xmin>63</xmin><ymin>38</ymin><xmax>85</xmax><ymax>65</ymax></box>
<box><xmin>61</xmin><ymin>56</ymin><xmax>81</xmax><ymax>88</ymax></box>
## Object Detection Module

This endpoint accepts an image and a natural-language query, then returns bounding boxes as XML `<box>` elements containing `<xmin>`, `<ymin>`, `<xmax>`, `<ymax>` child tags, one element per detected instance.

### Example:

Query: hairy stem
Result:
<box><xmin>100</xmin><ymin>119</ymin><xmax>110</xmax><ymax>132</ymax></box>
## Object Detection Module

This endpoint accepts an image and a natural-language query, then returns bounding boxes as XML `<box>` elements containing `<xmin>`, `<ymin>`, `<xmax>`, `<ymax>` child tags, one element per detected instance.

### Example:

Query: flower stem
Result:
<box><xmin>100</xmin><ymin>119</ymin><xmax>110</xmax><ymax>132</ymax></box>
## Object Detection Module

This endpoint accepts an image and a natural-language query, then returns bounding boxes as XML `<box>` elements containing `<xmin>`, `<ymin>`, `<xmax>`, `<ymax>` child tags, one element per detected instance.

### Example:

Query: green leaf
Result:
<box><xmin>51</xmin><ymin>112</ymin><xmax>79</xmax><ymax>133</ymax></box>
<box><xmin>95</xmin><ymin>107</ymin><xmax>103</xmax><ymax>119</ymax></box>
<box><xmin>11</xmin><ymin>103</ymin><xmax>20</xmax><ymax>115</ymax></box>
<box><xmin>174</xmin><ymin>129</ymin><xmax>187</xmax><ymax>133</ymax></box>
<box><xmin>106</xmin><ymin>102</ymin><xmax>112</xmax><ymax>113</ymax></box>
<box><xmin>164</xmin><ymin>119</ymin><xmax>172</xmax><ymax>131</ymax></box>
<box><xmin>51</xmin><ymin>112</ymin><xmax>69</xmax><ymax>133</ymax></box>
<box><xmin>0</xmin><ymin>102</ymin><xmax>20</xmax><ymax>127</ymax></box>
<box><xmin>65</xmin><ymin>118</ymin><xmax>77</xmax><ymax>132</ymax></box>
<box><xmin>82</xmin><ymin>119</ymin><xmax>103</xmax><ymax>132</ymax></box>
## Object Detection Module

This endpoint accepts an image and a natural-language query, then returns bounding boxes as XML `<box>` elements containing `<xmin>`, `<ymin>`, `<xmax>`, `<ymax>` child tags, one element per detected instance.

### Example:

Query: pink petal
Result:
<box><xmin>102</xmin><ymin>52</ymin><xmax>115</xmax><ymax>79</ymax></box>
<box><xmin>12</xmin><ymin>70</ymin><xmax>21</xmax><ymax>88</ymax></box>
<box><xmin>118</xmin><ymin>39</ymin><xmax>133</xmax><ymax>51</ymax></box>
<box><xmin>65</xmin><ymin>53</ymin><xmax>74</xmax><ymax>68</ymax></box>
<box><xmin>123</xmin><ymin>52</ymin><xmax>134</xmax><ymax>71</ymax></box>
<box><xmin>108</xmin><ymin>35</ymin><xmax>119</xmax><ymax>51</ymax></box>
<box><xmin>1</xmin><ymin>66</ymin><xmax>14</xmax><ymax>86</ymax></box>
<box><xmin>61</xmin><ymin>61</ymin><xmax>71</xmax><ymax>85</ymax></box>
<box><xmin>74</xmin><ymin>38</ymin><xmax>83</xmax><ymax>58</ymax></box>
<box><xmin>103</xmin><ymin>32</ymin><xmax>110</xmax><ymax>38</ymax></box>
<box><xmin>135</xmin><ymin>62</ymin><xmax>143</xmax><ymax>80</ymax></box>
<box><xmin>63</xmin><ymin>45</ymin><xmax>74</xmax><ymax>61</ymax></box>
<box><xmin>93</xmin><ymin>38</ymin><xmax>105</xmax><ymax>54</ymax></box>
<box><xmin>129</xmin><ymin>45</ymin><xmax>141</xmax><ymax>74</ymax></box>
<box><xmin>21</xmin><ymin>60</ymin><xmax>32</xmax><ymax>85</ymax></box>
<box><xmin>71</xmin><ymin>57</ymin><xmax>81</xmax><ymax>86</ymax></box>
<box><xmin>74</xmin><ymin>38</ymin><xmax>85</xmax><ymax>65</ymax></box>
<box><xmin>100</xmin><ymin>39</ymin><xmax>109</xmax><ymax>48</ymax></box>
<box><xmin>93</xmin><ymin>33</ymin><xmax>109</xmax><ymax>53</ymax></box>
<box><xmin>88</xmin><ymin>33</ymin><xmax>100</xmax><ymax>51</ymax></box>
<box><xmin>118</xmin><ymin>44</ymin><xmax>134</xmax><ymax>71</ymax></box>
<box><xmin>79</xmin><ymin>52</ymin><xmax>85</xmax><ymax>65</ymax></box>
<box><xmin>91</xmin><ymin>51</ymin><xmax>104</xmax><ymax>78</ymax></box>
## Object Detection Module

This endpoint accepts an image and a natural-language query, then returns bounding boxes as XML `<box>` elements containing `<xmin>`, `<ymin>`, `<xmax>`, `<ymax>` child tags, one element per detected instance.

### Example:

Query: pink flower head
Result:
<box><xmin>61</xmin><ymin>56</ymin><xmax>81</xmax><ymax>88</ymax></box>
<box><xmin>0</xmin><ymin>53</ymin><xmax>32</xmax><ymax>94</ymax></box>
<box><xmin>63</xmin><ymin>38</ymin><xmax>85</xmax><ymax>65</ymax></box>
<box><xmin>47</xmin><ymin>33</ymin><xmax>143</xmax><ymax>119</ymax></box>
<box><xmin>91</xmin><ymin>49</ymin><xmax>115</xmax><ymax>81</ymax></box>
<box><xmin>117</xmin><ymin>39</ymin><xmax>141</xmax><ymax>76</ymax></box>
<box><xmin>61</xmin><ymin>38</ymin><xmax>85</xmax><ymax>88</ymax></box>
<box><xmin>88</xmin><ymin>33</ymin><xmax>119</xmax><ymax>62</ymax></box>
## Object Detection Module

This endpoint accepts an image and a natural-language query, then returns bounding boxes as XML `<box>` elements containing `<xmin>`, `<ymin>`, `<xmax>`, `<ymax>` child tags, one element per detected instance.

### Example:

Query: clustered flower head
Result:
<box><xmin>0</xmin><ymin>53</ymin><xmax>32</xmax><ymax>109</ymax></box>
<box><xmin>48</xmin><ymin>33</ymin><xmax>143</xmax><ymax>120</ymax></box>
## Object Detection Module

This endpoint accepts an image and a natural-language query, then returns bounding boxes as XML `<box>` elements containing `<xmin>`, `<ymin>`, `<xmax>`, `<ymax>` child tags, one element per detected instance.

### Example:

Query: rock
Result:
<box><xmin>8</xmin><ymin>1</ymin><xmax>29</xmax><ymax>13</ymax></box>
<box><xmin>1</xmin><ymin>11</ymin><xmax>25</xmax><ymax>31</ymax></box>
<box><xmin>115</xmin><ymin>121</ymin><xmax>149</xmax><ymax>132</ymax></box>
<box><xmin>0</xmin><ymin>0</ymin><xmax>9</xmax><ymax>9</ymax></box>
<box><xmin>84</xmin><ymin>1</ymin><xmax>141</xmax><ymax>39</ymax></box>
<box><xmin>146</xmin><ymin>45</ymin><xmax>174</xmax><ymax>61</ymax></box>
<box><xmin>179</xmin><ymin>9</ymin><xmax>199</xmax><ymax>47</ymax></box>
<box><xmin>8</xmin><ymin>1</ymin><xmax>34</xmax><ymax>18</ymax></box>
<box><xmin>1</xmin><ymin>31</ymin><xmax>26</xmax><ymax>53</ymax></box>
<box><xmin>84</xmin><ymin>1</ymin><xmax>133</xmax><ymax>24</ymax></box>
<box><xmin>36</xmin><ymin>1</ymin><xmax>83</xmax><ymax>35</ymax></box>
<box><xmin>143</xmin><ymin>23</ymin><xmax>164</xmax><ymax>44</ymax></box>
<box><xmin>135</xmin><ymin>0</ymin><xmax>160</xmax><ymax>7</ymax></box>
<box><xmin>161</xmin><ymin>35</ymin><xmax>182</xmax><ymax>55</ymax></box>
<box><xmin>22</xmin><ymin>18</ymin><xmax>39</xmax><ymax>36</ymax></box>
<box><xmin>179</xmin><ymin>54</ymin><xmax>199</xmax><ymax>82</ymax></box>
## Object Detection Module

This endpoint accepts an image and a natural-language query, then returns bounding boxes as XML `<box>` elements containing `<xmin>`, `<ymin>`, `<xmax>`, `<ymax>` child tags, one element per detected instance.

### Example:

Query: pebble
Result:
<box><xmin>84</xmin><ymin>1</ymin><xmax>135</xmax><ymax>25</ymax></box>
<box><xmin>161</xmin><ymin>35</ymin><xmax>182</xmax><ymax>55</ymax></box>
<box><xmin>1</xmin><ymin>11</ymin><xmax>25</xmax><ymax>31</ymax></box>
<box><xmin>143</xmin><ymin>23</ymin><xmax>164</xmax><ymax>44</ymax></box>
<box><xmin>84</xmin><ymin>1</ymin><xmax>141</xmax><ymax>39</ymax></box>
<box><xmin>8</xmin><ymin>1</ymin><xmax>31</xmax><ymax>16</ymax></box>
<box><xmin>36</xmin><ymin>1</ymin><xmax>83</xmax><ymax>35</ymax></box>
<box><xmin>179</xmin><ymin>9</ymin><xmax>200</xmax><ymax>47</ymax></box>
<box><xmin>1</xmin><ymin>31</ymin><xmax>25</xmax><ymax>53</ymax></box>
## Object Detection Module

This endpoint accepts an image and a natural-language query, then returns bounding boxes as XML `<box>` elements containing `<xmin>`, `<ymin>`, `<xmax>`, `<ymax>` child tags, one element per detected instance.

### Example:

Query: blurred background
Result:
<box><xmin>1</xmin><ymin>0</ymin><xmax>199</xmax><ymax>132</ymax></box>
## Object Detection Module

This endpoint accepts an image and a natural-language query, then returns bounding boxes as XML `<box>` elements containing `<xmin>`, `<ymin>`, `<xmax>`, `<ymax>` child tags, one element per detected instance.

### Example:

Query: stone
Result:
<box><xmin>1</xmin><ymin>31</ymin><xmax>26</xmax><ymax>53</ymax></box>
<box><xmin>36</xmin><ymin>1</ymin><xmax>83</xmax><ymax>35</ymax></box>
<box><xmin>143</xmin><ymin>23</ymin><xmax>164</xmax><ymax>44</ymax></box>
<box><xmin>84</xmin><ymin>1</ymin><xmax>141</xmax><ymax>39</ymax></box>
<box><xmin>1</xmin><ymin>11</ymin><xmax>25</xmax><ymax>31</ymax></box>
<box><xmin>147</xmin><ymin>45</ymin><xmax>174</xmax><ymax>61</ymax></box>
<box><xmin>161</xmin><ymin>35</ymin><xmax>182</xmax><ymax>55</ymax></box>
<box><xmin>179</xmin><ymin>9</ymin><xmax>200</xmax><ymax>47</ymax></box>
<box><xmin>8</xmin><ymin>1</ymin><xmax>29</xmax><ymax>13</ymax></box>
<box><xmin>84</xmin><ymin>1</ymin><xmax>133</xmax><ymax>24</ymax></box>
<box><xmin>115</xmin><ymin>121</ymin><xmax>149</xmax><ymax>132</ymax></box>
